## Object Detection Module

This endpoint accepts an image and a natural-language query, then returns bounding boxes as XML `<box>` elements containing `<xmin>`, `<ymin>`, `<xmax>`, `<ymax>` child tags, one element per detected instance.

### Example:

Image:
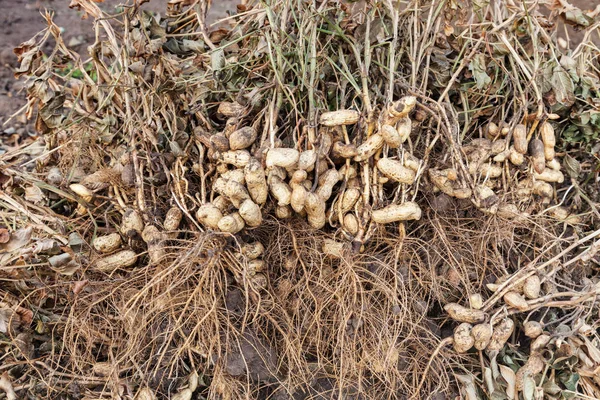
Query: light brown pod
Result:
<box><xmin>93</xmin><ymin>233</ymin><xmax>122</xmax><ymax>254</ymax></box>
<box><xmin>244</xmin><ymin>158</ymin><xmax>268</xmax><ymax>205</ymax></box>
<box><xmin>444</xmin><ymin>303</ymin><xmax>486</xmax><ymax>324</ymax></box>
<box><xmin>381</xmin><ymin>124</ymin><xmax>402</xmax><ymax>148</ymax></box>
<box><xmin>504</xmin><ymin>291</ymin><xmax>529</xmax><ymax>311</ymax></box>
<box><xmin>212</xmin><ymin>196</ymin><xmax>230</xmax><ymax>212</ymax></box>
<box><xmin>297</xmin><ymin>150</ymin><xmax>317</xmax><ymax>171</ymax></box>
<box><xmin>396</xmin><ymin>117</ymin><xmax>412</xmax><ymax>143</ymax></box>
<box><xmin>95</xmin><ymin>250</ymin><xmax>138</xmax><ymax>272</ymax></box>
<box><xmin>332</xmin><ymin>141</ymin><xmax>358</xmax><ymax>159</ymax></box>
<box><xmin>242</xmin><ymin>242</ymin><xmax>264</xmax><ymax>260</ymax></box>
<box><xmin>485</xmin><ymin>122</ymin><xmax>500</xmax><ymax>139</ymax></box>
<box><xmin>532</xmin><ymin>181</ymin><xmax>553</xmax><ymax>198</ymax></box>
<box><xmin>163</xmin><ymin>207</ymin><xmax>183</xmax><ymax>231</ymax></box>
<box><xmin>472</xmin><ymin>323</ymin><xmax>493</xmax><ymax>350</ymax></box>
<box><xmin>540</xmin><ymin>122</ymin><xmax>555</xmax><ymax>161</ymax></box>
<box><xmin>291</xmin><ymin>184</ymin><xmax>308</xmax><ymax>213</ymax></box>
<box><xmin>142</xmin><ymin>225</ymin><xmax>165</xmax><ymax>264</ymax></box>
<box><xmin>547</xmin><ymin>158</ymin><xmax>561</xmax><ymax>171</ymax></box>
<box><xmin>217</xmin><ymin>101</ymin><xmax>244</xmax><ymax>117</ymax></box>
<box><xmin>228</xmin><ymin>127</ymin><xmax>257</xmax><ymax>150</ymax></box>
<box><xmin>529</xmin><ymin>139</ymin><xmax>546</xmax><ymax>174</ymax></box>
<box><xmin>382</xmin><ymin>96</ymin><xmax>417</xmax><ymax>125</ymax></box>
<box><xmin>478</xmin><ymin>163</ymin><xmax>502</xmax><ymax>178</ymax></box>
<box><xmin>251</xmin><ymin>272</ymin><xmax>268</xmax><ymax>290</ymax></box>
<box><xmin>491</xmin><ymin>138</ymin><xmax>507</xmax><ymax>155</ymax></box>
<box><xmin>513</xmin><ymin>124</ymin><xmax>528</xmax><ymax>154</ymax></box>
<box><xmin>523</xmin><ymin>275</ymin><xmax>541</xmax><ymax>300</ymax></box>
<box><xmin>221</xmin><ymin>150</ymin><xmax>251</xmax><ymax>167</ymax></box>
<box><xmin>377</xmin><ymin>158</ymin><xmax>416</xmax><ymax>184</ymax></box>
<box><xmin>343</xmin><ymin>213</ymin><xmax>359</xmax><ymax>235</ymax></box>
<box><xmin>523</xmin><ymin>321</ymin><xmax>543</xmax><ymax>338</ymax></box>
<box><xmin>493</xmin><ymin>150</ymin><xmax>510</xmax><ymax>163</ymax></box>
<box><xmin>316</xmin><ymin>159</ymin><xmax>329</xmax><ymax>175</ymax></box>
<box><xmin>266</xmin><ymin>148</ymin><xmax>300</xmax><ymax>168</ymax></box>
<box><xmin>70</xmin><ymin>183</ymin><xmax>93</xmax><ymax>202</ymax></box>
<box><xmin>121</xmin><ymin>209</ymin><xmax>144</xmax><ymax>238</ymax></box>
<box><xmin>322</xmin><ymin>239</ymin><xmax>346</xmax><ymax>258</ymax></box>
<box><xmin>534</xmin><ymin>169</ymin><xmax>564</xmax><ymax>183</ymax></box>
<box><xmin>135</xmin><ymin>387</ymin><xmax>157</xmax><ymax>400</ymax></box>
<box><xmin>319</xmin><ymin>110</ymin><xmax>360</xmax><ymax>126</ymax></box>
<box><xmin>305</xmin><ymin>192</ymin><xmax>327</xmax><ymax>229</ymax></box>
<box><xmin>218</xmin><ymin>213</ymin><xmax>245</xmax><ymax>234</ymax></box>
<box><xmin>269</xmin><ymin>176</ymin><xmax>292</xmax><ymax>206</ymax></box>
<box><xmin>531</xmin><ymin>334</ymin><xmax>551</xmax><ymax>352</ymax></box>
<box><xmin>372</xmin><ymin>202</ymin><xmax>422</xmax><ymax>224</ymax></box>
<box><xmin>338</xmin><ymin>164</ymin><xmax>357</xmax><ymax>180</ymax></box>
<box><xmin>469</xmin><ymin>294</ymin><xmax>483</xmax><ymax>310</ymax></box>
<box><xmin>247</xmin><ymin>259</ymin><xmax>265</xmax><ymax>275</ymax></box>
<box><xmin>487</xmin><ymin>318</ymin><xmax>514</xmax><ymax>351</ymax></box>
<box><xmin>341</xmin><ymin>188</ymin><xmax>361</xmax><ymax>212</ymax></box>
<box><xmin>509</xmin><ymin>146</ymin><xmax>525</xmax><ymax>166</ymax></box>
<box><xmin>515</xmin><ymin>353</ymin><xmax>545</xmax><ymax>391</ymax></box>
<box><xmin>497</xmin><ymin>203</ymin><xmax>521</xmax><ymax>219</ymax></box>
<box><xmin>275</xmin><ymin>205</ymin><xmax>293</xmax><ymax>219</ymax></box>
<box><xmin>210</xmin><ymin>134</ymin><xmax>230</xmax><ymax>152</ymax></box>
<box><xmin>290</xmin><ymin>170</ymin><xmax>308</xmax><ymax>186</ymax></box>
<box><xmin>316</xmin><ymin>169</ymin><xmax>341</xmax><ymax>201</ymax></box>
<box><xmin>239</xmin><ymin>199</ymin><xmax>262</xmax><ymax>227</ymax></box>
<box><xmin>221</xmin><ymin>169</ymin><xmax>245</xmax><ymax>185</ymax></box>
<box><xmin>453</xmin><ymin>323</ymin><xmax>475</xmax><ymax>353</ymax></box>
<box><xmin>404</xmin><ymin>154</ymin><xmax>421</xmax><ymax>172</ymax></box>
<box><xmin>317</xmin><ymin>131</ymin><xmax>334</xmax><ymax>158</ymax></box>
<box><xmin>196</xmin><ymin>204</ymin><xmax>223</xmax><ymax>229</ymax></box>
<box><xmin>224</xmin><ymin>180</ymin><xmax>250</xmax><ymax>208</ymax></box>
<box><xmin>354</xmin><ymin>134</ymin><xmax>384</xmax><ymax>162</ymax></box>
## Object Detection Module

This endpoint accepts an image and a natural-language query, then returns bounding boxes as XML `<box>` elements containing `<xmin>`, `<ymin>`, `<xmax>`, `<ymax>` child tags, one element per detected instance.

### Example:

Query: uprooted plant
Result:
<box><xmin>1</xmin><ymin>0</ymin><xmax>600</xmax><ymax>398</ymax></box>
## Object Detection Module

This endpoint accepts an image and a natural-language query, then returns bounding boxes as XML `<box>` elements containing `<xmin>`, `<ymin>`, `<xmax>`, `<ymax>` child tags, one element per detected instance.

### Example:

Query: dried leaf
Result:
<box><xmin>522</xmin><ymin>373</ymin><xmax>535</xmax><ymax>400</ymax></box>
<box><xmin>0</xmin><ymin>226</ymin><xmax>32</xmax><ymax>253</ymax></box>
<box><xmin>0</xmin><ymin>309</ymin><xmax>13</xmax><ymax>334</ymax></box>
<box><xmin>0</xmin><ymin>372</ymin><xmax>16</xmax><ymax>400</ymax></box>
<box><xmin>455</xmin><ymin>373</ymin><xmax>480</xmax><ymax>400</ymax></box>
<box><xmin>24</xmin><ymin>185</ymin><xmax>46</xmax><ymax>205</ymax></box>
<box><xmin>499</xmin><ymin>364</ymin><xmax>517</xmax><ymax>399</ymax></box>
<box><xmin>0</xmin><ymin>229</ymin><xmax>9</xmax><ymax>244</ymax></box>
<box><xmin>551</xmin><ymin>67</ymin><xmax>576</xmax><ymax>107</ymax></box>
<box><xmin>563</xmin><ymin>155</ymin><xmax>581</xmax><ymax>179</ymax></box>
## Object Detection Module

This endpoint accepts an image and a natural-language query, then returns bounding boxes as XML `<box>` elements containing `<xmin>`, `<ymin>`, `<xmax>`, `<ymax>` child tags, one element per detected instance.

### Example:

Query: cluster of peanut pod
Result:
<box><xmin>194</xmin><ymin>96</ymin><xmax>422</xmax><ymax>244</ymax></box>
<box><xmin>430</xmin><ymin>118</ymin><xmax>568</xmax><ymax>218</ymax></box>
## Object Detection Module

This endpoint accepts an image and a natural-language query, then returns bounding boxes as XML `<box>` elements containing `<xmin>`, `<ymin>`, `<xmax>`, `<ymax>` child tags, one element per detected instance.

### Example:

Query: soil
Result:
<box><xmin>0</xmin><ymin>0</ymin><xmax>237</xmax><ymax>145</ymax></box>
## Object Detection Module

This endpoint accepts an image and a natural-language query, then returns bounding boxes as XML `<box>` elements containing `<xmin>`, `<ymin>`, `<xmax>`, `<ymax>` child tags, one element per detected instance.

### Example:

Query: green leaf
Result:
<box><xmin>559</xmin><ymin>372</ymin><xmax>580</xmax><ymax>395</ymax></box>
<box><xmin>469</xmin><ymin>54</ymin><xmax>492</xmax><ymax>90</ymax></box>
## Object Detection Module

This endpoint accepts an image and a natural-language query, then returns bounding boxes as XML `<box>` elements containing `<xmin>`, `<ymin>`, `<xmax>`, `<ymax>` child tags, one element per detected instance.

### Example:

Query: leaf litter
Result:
<box><xmin>0</xmin><ymin>0</ymin><xmax>600</xmax><ymax>398</ymax></box>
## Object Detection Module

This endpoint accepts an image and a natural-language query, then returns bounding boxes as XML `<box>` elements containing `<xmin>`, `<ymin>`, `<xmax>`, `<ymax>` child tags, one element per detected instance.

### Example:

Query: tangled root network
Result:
<box><xmin>2</xmin><ymin>0</ymin><xmax>600</xmax><ymax>399</ymax></box>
